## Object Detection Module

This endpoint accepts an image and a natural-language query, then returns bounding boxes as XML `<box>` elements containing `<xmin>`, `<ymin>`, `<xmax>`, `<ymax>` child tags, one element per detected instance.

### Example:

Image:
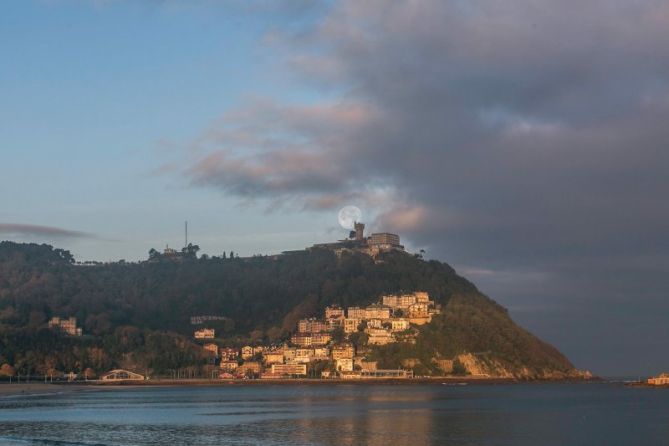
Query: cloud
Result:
<box><xmin>0</xmin><ymin>224</ymin><xmax>92</xmax><ymax>239</ymax></box>
<box><xmin>165</xmin><ymin>0</ymin><xmax>669</xmax><ymax>374</ymax></box>
<box><xmin>173</xmin><ymin>98</ymin><xmax>386</xmax><ymax>209</ymax></box>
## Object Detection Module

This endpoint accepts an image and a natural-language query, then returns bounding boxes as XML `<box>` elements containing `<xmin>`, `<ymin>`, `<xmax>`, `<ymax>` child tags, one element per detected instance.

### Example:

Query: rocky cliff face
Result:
<box><xmin>455</xmin><ymin>353</ymin><xmax>592</xmax><ymax>380</ymax></box>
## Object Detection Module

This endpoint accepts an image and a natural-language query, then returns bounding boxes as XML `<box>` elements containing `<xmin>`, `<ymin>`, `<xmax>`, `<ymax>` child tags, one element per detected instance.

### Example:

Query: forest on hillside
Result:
<box><xmin>0</xmin><ymin>242</ymin><xmax>575</xmax><ymax>378</ymax></box>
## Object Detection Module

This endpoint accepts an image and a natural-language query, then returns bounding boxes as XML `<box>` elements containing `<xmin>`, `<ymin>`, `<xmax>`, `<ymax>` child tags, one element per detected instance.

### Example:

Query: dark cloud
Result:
<box><xmin>174</xmin><ymin>0</ymin><xmax>669</xmax><ymax>375</ymax></box>
<box><xmin>0</xmin><ymin>224</ymin><xmax>92</xmax><ymax>239</ymax></box>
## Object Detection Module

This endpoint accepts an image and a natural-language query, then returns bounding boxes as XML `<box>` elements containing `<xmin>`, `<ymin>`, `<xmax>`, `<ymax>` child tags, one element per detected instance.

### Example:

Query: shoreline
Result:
<box><xmin>0</xmin><ymin>377</ymin><xmax>601</xmax><ymax>396</ymax></box>
<box><xmin>0</xmin><ymin>382</ymin><xmax>104</xmax><ymax>398</ymax></box>
<box><xmin>90</xmin><ymin>376</ymin><xmax>596</xmax><ymax>387</ymax></box>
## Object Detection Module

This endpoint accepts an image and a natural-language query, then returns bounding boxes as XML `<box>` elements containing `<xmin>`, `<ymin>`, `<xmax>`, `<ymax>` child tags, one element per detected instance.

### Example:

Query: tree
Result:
<box><xmin>0</xmin><ymin>241</ymin><xmax>575</xmax><ymax>379</ymax></box>
<box><xmin>452</xmin><ymin>359</ymin><xmax>468</xmax><ymax>376</ymax></box>
<box><xmin>182</xmin><ymin>243</ymin><xmax>200</xmax><ymax>259</ymax></box>
<box><xmin>54</xmin><ymin>248</ymin><xmax>74</xmax><ymax>264</ymax></box>
<box><xmin>266</xmin><ymin>326</ymin><xmax>284</xmax><ymax>343</ymax></box>
<box><xmin>331</xmin><ymin>327</ymin><xmax>345</xmax><ymax>344</ymax></box>
<box><xmin>0</xmin><ymin>364</ymin><xmax>15</xmax><ymax>377</ymax></box>
<box><xmin>249</xmin><ymin>329</ymin><xmax>264</xmax><ymax>344</ymax></box>
<box><xmin>349</xmin><ymin>332</ymin><xmax>369</xmax><ymax>350</ymax></box>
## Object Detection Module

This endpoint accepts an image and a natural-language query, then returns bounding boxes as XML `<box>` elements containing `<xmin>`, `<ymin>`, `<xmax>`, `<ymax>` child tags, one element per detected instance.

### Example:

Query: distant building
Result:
<box><xmin>365</xmin><ymin>305</ymin><xmax>391</xmax><ymax>320</ymax></box>
<box><xmin>391</xmin><ymin>319</ymin><xmax>410</xmax><ymax>332</ymax></box>
<box><xmin>382</xmin><ymin>293</ymin><xmax>418</xmax><ymax>309</ymax></box>
<box><xmin>99</xmin><ymin>369</ymin><xmax>145</xmax><ymax>381</ymax></box>
<box><xmin>194</xmin><ymin>328</ymin><xmax>215</xmax><ymax>339</ymax></box>
<box><xmin>369</xmin><ymin>232</ymin><xmax>403</xmax><ymax>251</ymax></box>
<box><xmin>298</xmin><ymin>318</ymin><xmax>329</xmax><ymax>334</ymax></box>
<box><xmin>313</xmin><ymin>347</ymin><xmax>330</xmax><ymax>360</ymax></box>
<box><xmin>295</xmin><ymin>348</ymin><xmax>313</xmax><ymax>363</ymax></box>
<box><xmin>347</xmin><ymin>307</ymin><xmax>366</xmax><ymax>319</ymax></box>
<box><xmin>241</xmin><ymin>346</ymin><xmax>254</xmax><ymax>359</ymax></box>
<box><xmin>219</xmin><ymin>347</ymin><xmax>238</xmax><ymax>360</ymax></box>
<box><xmin>336</xmin><ymin>358</ymin><xmax>354</xmax><ymax>372</ymax></box>
<box><xmin>291</xmin><ymin>334</ymin><xmax>312</xmax><ymax>347</ymax></box>
<box><xmin>648</xmin><ymin>374</ymin><xmax>669</xmax><ymax>385</ymax></box>
<box><xmin>163</xmin><ymin>246</ymin><xmax>179</xmax><ymax>257</ymax></box>
<box><xmin>366</xmin><ymin>328</ymin><xmax>394</xmax><ymax>345</ymax></box>
<box><xmin>327</xmin><ymin>318</ymin><xmax>343</xmax><ymax>330</ymax></box>
<box><xmin>339</xmin><ymin>369</ymin><xmax>413</xmax><ymax>379</ymax></box>
<box><xmin>283</xmin><ymin>348</ymin><xmax>297</xmax><ymax>362</ymax></box>
<box><xmin>331</xmin><ymin>344</ymin><xmax>355</xmax><ymax>360</ymax></box>
<box><xmin>343</xmin><ymin>318</ymin><xmax>361</xmax><ymax>333</ymax></box>
<box><xmin>354</xmin><ymin>222</ymin><xmax>365</xmax><ymax>241</ymax></box>
<box><xmin>382</xmin><ymin>291</ymin><xmax>432</xmax><ymax>311</ymax></box>
<box><xmin>414</xmin><ymin>291</ymin><xmax>430</xmax><ymax>303</ymax></box>
<box><xmin>360</xmin><ymin>369</ymin><xmax>413</xmax><ymax>379</ymax></box>
<box><xmin>190</xmin><ymin>315</ymin><xmax>228</xmax><ymax>325</ymax></box>
<box><xmin>220</xmin><ymin>360</ymin><xmax>239</xmax><ymax>371</ymax></box>
<box><xmin>311</xmin><ymin>333</ymin><xmax>332</xmax><ymax>346</ymax></box>
<box><xmin>408</xmin><ymin>302</ymin><xmax>430</xmax><ymax>318</ymax></box>
<box><xmin>325</xmin><ymin>305</ymin><xmax>345</xmax><ymax>320</ymax></box>
<box><xmin>237</xmin><ymin>361</ymin><xmax>262</xmax><ymax>376</ymax></box>
<box><xmin>367</xmin><ymin>318</ymin><xmax>383</xmax><ymax>329</ymax></box>
<box><xmin>263</xmin><ymin>351</ymin><xmax>285</xmax><ymax>365</ymax></box>
<box><xmin>271</xmin><ymin>363</ymin><xmax>307</xmax><ymax>376</ymax></box>
<box><xmin>48</xmin><ymin>317</ymin><xmax>82</xmax><ymax>336</ymax></box>
<box><xmin>308</xmin><ymin>222</ymin><xmax>404</xmax><ymax>258</ymax></box>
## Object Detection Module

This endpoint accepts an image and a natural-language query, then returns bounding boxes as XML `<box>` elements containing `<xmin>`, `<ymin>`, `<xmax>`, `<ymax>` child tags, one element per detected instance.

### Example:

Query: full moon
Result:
<box><xmin>338</xmin><ymin>205</ymin><xmax>362</xmax><ymax>230</ymax></box>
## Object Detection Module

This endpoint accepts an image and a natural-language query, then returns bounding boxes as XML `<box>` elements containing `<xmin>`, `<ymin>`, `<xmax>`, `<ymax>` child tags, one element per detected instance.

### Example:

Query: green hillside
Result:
<box><xmin>0</xmin><ymin>241</ymin><xmax>583</xmax><ymax>378</ymax></box>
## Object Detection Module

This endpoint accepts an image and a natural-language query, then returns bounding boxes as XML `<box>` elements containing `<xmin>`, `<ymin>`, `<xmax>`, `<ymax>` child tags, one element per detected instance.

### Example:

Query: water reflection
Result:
<box><xmin>0</xmin><ymin>384</ymin><xmax>668</xmax><ymax>445</ymax></box>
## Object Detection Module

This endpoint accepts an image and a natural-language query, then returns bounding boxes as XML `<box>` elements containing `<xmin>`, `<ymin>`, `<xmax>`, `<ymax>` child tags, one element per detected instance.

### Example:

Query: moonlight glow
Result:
<box><xmin>338</xmin><ymin>206</ymin><xmax>362</xmax><ymax>230</ymax></box>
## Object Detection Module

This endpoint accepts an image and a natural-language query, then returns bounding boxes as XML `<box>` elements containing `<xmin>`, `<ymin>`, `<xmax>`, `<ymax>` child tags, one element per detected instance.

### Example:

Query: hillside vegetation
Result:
<box><xmin>0</xmin><ymin>241</ymin><xmax>583</xmax><ymax>378</ymax></box>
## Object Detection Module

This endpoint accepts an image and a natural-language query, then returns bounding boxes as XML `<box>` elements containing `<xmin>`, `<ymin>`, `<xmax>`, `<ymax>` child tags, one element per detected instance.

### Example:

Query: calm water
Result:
<box><xmin>0</xmin><ymin>383</ymin><xmax>667</xmax><ymax>445</ymax></box>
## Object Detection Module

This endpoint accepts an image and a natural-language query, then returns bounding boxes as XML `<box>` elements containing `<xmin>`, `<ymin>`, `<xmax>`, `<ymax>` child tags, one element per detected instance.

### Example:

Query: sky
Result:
<box><xmin>2</xmin><ymin>0</ymin><xmax>669</xmax><ymax>377</ymax></box>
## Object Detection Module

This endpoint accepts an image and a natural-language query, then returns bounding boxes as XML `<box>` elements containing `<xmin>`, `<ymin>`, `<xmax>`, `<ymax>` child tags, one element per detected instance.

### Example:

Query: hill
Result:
<box><xmin>0</xmin><ymin>241</ymin><xmax>588</xmax><ymax>379</ymax></box>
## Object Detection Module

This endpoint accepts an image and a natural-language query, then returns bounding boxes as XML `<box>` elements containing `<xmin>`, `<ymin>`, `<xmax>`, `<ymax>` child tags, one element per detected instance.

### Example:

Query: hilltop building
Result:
<box><xmin>48</xmin><ymin>317</ymin><xmax>82</xmax><ymax>336</ymax></box>
<box><xmin>310</xmin><ymin>222</ymin><xmax>404</xmax><ymax>257</ymax></box>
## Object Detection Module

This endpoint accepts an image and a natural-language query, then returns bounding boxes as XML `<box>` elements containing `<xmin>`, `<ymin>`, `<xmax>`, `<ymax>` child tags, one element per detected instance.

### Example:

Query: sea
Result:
<box><xmin>0</xmin><ymin>382</ymin><xmax>667</xmax><ymax>445</ymax></box>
